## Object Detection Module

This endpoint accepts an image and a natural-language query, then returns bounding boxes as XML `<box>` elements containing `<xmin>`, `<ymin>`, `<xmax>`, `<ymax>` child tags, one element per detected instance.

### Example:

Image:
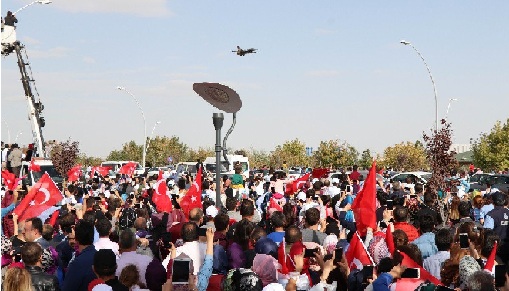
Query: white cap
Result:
<box><xmin>297</xmin><ymin>191</ymin><xmax>307</xmax><ymax>202</ymax></box>
<box><xmin>206</xmin><ymin>205</ymin><xmax>219</xmax><ymax>217</ymax></box>
<box><xmin>312</xmin><ymin>178</ymin><xmax>319</xmax><ymax>183</ymax></box>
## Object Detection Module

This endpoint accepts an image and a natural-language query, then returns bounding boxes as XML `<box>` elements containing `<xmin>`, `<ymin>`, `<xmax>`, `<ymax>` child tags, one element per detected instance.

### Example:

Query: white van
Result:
<box><xmin>176</xmin><ymin>162</ymin><xmax>198</xmax><ymax>176</ymax></box>
<box><xmin>100</xmin><ymin>161</ymin><xmax>144</xmax><ymax>176</ymax></box>
<box><xmin>204</xmin><ymin>155</ymin><xmax>250</xmax><ymax>177</ymax></box>
<box><xmin>20</xmin><ymin>158</ymin><xmax>64</xmax><ymax>186</ymax></box>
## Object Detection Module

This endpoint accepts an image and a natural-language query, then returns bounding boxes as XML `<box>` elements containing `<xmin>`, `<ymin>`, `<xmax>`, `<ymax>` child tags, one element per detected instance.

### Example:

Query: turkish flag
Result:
<box><xmin>398</xmin><ymin>250</ymin><xmax>441</xmax><ymax>285</ymax></box>
<box><xmin>386</xmin><ymin>224</ymin><xmax>396</xmax><ymax>254</ymax></box>
<box><xmin>180</xmin><ymin>167</ymin><xmax>202</xmax><ymax>219</ymax></box>
<box><xmin>28</xmin><ymin>159</ymin><xmax>41</xmax><ymax>172</ymax></box>
<box><xmin>48</xmin><ymin>209</ymin><xmax>59</xmax><ymax>227</ymax></box>
<box><xmin>345</xmin><ymin>231</ymin><xmax>373</xmax><ymax>270</ymax></box>
<box><xmin>2</xmin><ymin>170</ymin><xmax>23</xmax><ymax>191</ymax></box>
<box><xmin>67</xmin><ymin>165</ymin><xmax>82</xmax><ymax>182</ymax></box>
<box><xmin>278</xmin><ymin>238</ymin><xmax>289</xmax><ymax>274</ymax></box>
<box><xmin>351</xmin><ymin>161</ymin><xmax>377</xmax><ymax>236</ymax></box>
<box><xmin>293</xmin><ymin>173</ymin><xmax>310</xmax><ymax>191</ymax></box>
<box><xmin>91</xmin><ymin>166</ymin><xmax>110</xmax><ymax>177</ymax></box>
<box><xmin>152</xmin><ymin>171</ymin><xmax>172</xmax><ymax>213</ymax></box>
<box><xmin>312</xmin><ymin>168</ymin><xmax>328</xmax><ymax>179</ymax></box>
<box><xmin>118</xmin><ymin>162</ymin><xmax>137</xmax><ymax>175</ymax></box>
<box><xmin>484</xmin><ymin>240</ymin><xmax>498</xmax><ymax>271</ymax></box>
<box><xmin>13</xmin><ymin>173</ymin><xmax>63</xmax><ymax>221</ymax></box>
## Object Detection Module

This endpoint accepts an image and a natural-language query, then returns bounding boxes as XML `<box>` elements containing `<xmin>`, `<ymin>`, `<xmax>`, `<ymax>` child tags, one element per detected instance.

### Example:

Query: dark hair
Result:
<box><xmin>239</xmin><ymin>199</ymin><xmax>254</xmax><ymax>217</ymax></box>
<box><xmin>458</xmin><ymin>201</ymin><xmax>471</xmax><ymax>217</ymax></box>
<box><xmin>393</xmin><ymin>206</ymin><xmax>408</xmax><ymax>222</ymax></box>
<box><xmin>393</xmin><ymin>229</ymin><xmax>408</xmax><ymax>248</ymax></box>
<box><xmin>435</xmin><ymin>228</ymin><xmax>453</xmax><ymax>252</ymax></box>
<box><xmin>414</xmin><ymin>183</ymin><xmax>423</xmax><ymax>194</ymax></box>
<box><xmin>119</xmin><ymin>229</ymin><xmax>137</xmax><ymax>249</ymax></box>
<box><xmin>83</xmin><ymin>210</ymin><xmax>96</xmax><ymax>224</ymax></box>
<box><xmin>27</xmin><ymin>217</ymin><xmax>43</xmax><ymax>234</ymax></box>
<box><xmin>214</xmin><ymin>213</ymin><xmax>230</xmax><ymax>232</ymax></box>
<box><xmin>21</xmin><ymin>242</ymin><xmax>42</xmax><ymax>266</ymax></box>
<box><xmin>418</xmin><ymin>214</ymin><xmax>435</xmax><ymax>233</ymax></box>
<box><xmin>377</xmin><ymin>257</ymin><xmax>394</xmax><ymax>275</ymax></box>
<box><xmin>305</xmin><ymin>208</ymin><xmax>320</xmax><ymax>227</ymax></box>
<box><xmin>177</xmin><ymin>178</ymin><xmax>186</xmax><ymax>190</ymax></box>
<box><xmin>67</xmin><ymin>184</ymin><xmax>76</xmax><ymax>193</ymax></box>
<box><xmin>226</xmin><ymin>197</ymin><xmax>237</xmax><ymax>211</ymax></box>
<box><xmin>96</xmin><ymin>218</ymin><xmax>112</xmax><ymax>237</ymax></box>
<box><xmin>181</xmin><ymin>222</ymin><xmax>198</xmax><ymax>243</ymax></box>
<box><xmin>285</xmin><ymin>225</ymin><xmax>302</xmax><ymax>244</ymax></box>
<box><xmin>42</xmin><ymin>224</ymin><xmax>53</xmax><ymax>241</ymax></box>
<box><xmin>59</xmin><ymin>213</ymin><xmax>75</xmax><ymax>234</ymax></box>
<box><xmin>250</xmin><ymin>226</ymin><xmax>266</xmax><ymax>244</ymax></box>
<box><xmin>233</xmin><ymin>219</ymin><xmax>254</xmax><ymax>250</ymax></box>
<box><xmin>189</xmin><ymin>208</ymin><xmax>203</xmax><ymax>224</ymax></box>
<box><xmin>377</xmin><ymin>191</ymin><xmax>389</xmax><ymax>206</ymax></box>
<box><xmin>312</xmin><ymin>181</ymin><xmax>322</xmax><ymax>191</ymax></box>
<box><xmin>481</xmin><ymin>229</ymin><xmax>500</xmax><ymax>258</ymax></box>
<box><xmin>270</xmin><ymin>211</ymin><xmax>286</xmax><ymax>228</ymax></box>
<box><xmin>75</xmin><ymin>220</ymin><xmax>95</xmax><ymax>246</ymax></box>
<box><xmin>423</xmin><ymin>192</ymin><xmax>434</xmax><ymax>205</ymax></box>
<box><xmin>283</xmin><ymin>203</ymin><xmax>296</xmax><ymax>227</ymax></box>
<box><xmin>93</xmin><ymin>249</ymin><xmax>117</xmax><ymax>277</ymax></box>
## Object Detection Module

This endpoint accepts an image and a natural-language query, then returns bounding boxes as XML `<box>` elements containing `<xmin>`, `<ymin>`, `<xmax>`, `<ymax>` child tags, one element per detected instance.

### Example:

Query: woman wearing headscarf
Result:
<box><xmin>251</xmin><ymin>254</ymin><xmax>280</xmax><ymax>287</ymax></box>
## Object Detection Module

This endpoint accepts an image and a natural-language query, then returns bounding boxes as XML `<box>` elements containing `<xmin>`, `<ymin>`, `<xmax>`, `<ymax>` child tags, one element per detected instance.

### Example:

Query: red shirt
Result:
<box><xmin>349</xmin><ymin>171</ymin><xmax>361</xmax><ymax>181</ymax></box>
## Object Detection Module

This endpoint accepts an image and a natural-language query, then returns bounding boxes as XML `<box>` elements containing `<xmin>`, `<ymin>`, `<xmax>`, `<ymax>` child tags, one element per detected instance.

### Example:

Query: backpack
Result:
<box><xmin>118</xmin><ymin>208</ymin><xmax>137</xmax><ymax>230</ymax></box>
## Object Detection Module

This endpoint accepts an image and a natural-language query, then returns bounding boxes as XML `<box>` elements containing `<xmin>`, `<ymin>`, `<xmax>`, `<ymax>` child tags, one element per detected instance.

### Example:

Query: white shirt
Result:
<box><xmin>116</xmin><ymin>251</ymin><xmax>153</xmax><ymax>286</ymax></box>
<box><xmin>61</xmin><ymin>195</ymin><xmax>77</xmax><ymax>206</ymax></box>
<box><xmin>94</xmin><ymin>237</ymin><xmax>120</xmax><ymax>258</ymax></box>
<box><xmin>163</xmin><ymin>240</ymin><xmax>206</xmax><ymax>275</ymax></box>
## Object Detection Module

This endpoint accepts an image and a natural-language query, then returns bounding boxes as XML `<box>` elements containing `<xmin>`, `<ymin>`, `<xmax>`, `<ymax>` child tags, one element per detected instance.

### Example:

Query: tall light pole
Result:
<box><xmin>14</xmin><ymin>132</ymin><xmax>23</xmax><ymax>143</ymax></box>
<box><xmin>145</xmin><ymin>121</ymin><xmax>161</xmax><ymax>155</ymax></box>
<box><xmin>13</xmin><ymin>0</ymin><xmax>52</xmax><ymax>15</ymax></box>
<box><xmin>400</xmin><ymin>40</ymin><xmax>439</xmax><ymax>131</ymax></box>
<box><xmin>445</xmin><ymin>98</ymin><xmax>458</xmax><ymax>120</ymax></box>
<box><xmin>212</xmin><ymin>113</ymin><xmax>224</xmax><ymax>206</ymax></box>
<box><xmin>116</xmin><ymin>86</ymin><xmax>147</xmax><ymax>168</ymax></box>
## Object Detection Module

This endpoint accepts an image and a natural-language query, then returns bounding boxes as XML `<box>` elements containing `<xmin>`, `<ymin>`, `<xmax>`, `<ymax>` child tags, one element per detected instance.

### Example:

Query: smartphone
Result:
<box><xmin>459</xmin><ymin>233</ymin><xmax>469</xmax><ymax>249</ymax></box>
<box><xmin>362</xmin><ymin>265</ymin><xmax>374</xmax><ymax>282</ymax></box>
<box><xmin>7</xmin><ymin>214</ymin><xmax>13</xmax><ymax>219</ymax></box>
<box><xmin>172</xmin><ymin>259</ymin><xmax>191</xmax><ymax>283</ymax></box>
<box><xmin>386</xmin><ymin>200</ymin><xmax>394</xmax><ymax>210</ymax></box>
<box><xmin>436</xmin><ymin>286</ymin><xmax>455</xmax><ymax>291</ymax></box>
<box><xmin>495</xmin><ymin>265</ymin><xmax>506</xmax><ymax>287</ymax></box>
<box><xmin>334</xmin><ymin>247</ymin><xmax>343</xmax><ymax>264</ymax></box>
<box><xmin>130</xmin><ymin>193</ymin><xmax>135</xmax><ymax>199</ymax></box>
<box><xmin>304</xmin><ymin>248</ymin><xmax>318</xmax><ymax>258</ymax></box>
<box><xmin>94</xmin><ymin>196</ymin><xmax>101</xmax><ymax>201</ymax></box>
<box><xmin>312</xmin><ymin>195</ymin><xmax>319</xmax><ymax>201</ymax></box>
<box><xmin>14</xmin><ymin>253</ymin><xmax>22</xmax><ymax>263</ymax></box>
<box><xmin>345</xmin><ymin>185</ymin><xmax>352</xmax><ymax>193</ymax></box>
<box><xmin>197</xmin><ymin>227</ymin><xmax>207</xmax><ymax>237</ymax></box>
<box><xmin>410</xmin><ymin>194</ymin><xmax>417</xmax><ymax>199</ymax></box>
<box><xmin>401</xmin><ymin>267</ymin><xmax>420</xmax><ymax>279</ymax></box>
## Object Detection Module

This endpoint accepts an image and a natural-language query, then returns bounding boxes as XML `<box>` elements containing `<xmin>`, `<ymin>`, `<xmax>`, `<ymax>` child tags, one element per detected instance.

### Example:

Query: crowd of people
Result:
<box><xmin>1</xmin><ymin>161</ymin><xmax>509</xmax><ymax>291</ymax></box>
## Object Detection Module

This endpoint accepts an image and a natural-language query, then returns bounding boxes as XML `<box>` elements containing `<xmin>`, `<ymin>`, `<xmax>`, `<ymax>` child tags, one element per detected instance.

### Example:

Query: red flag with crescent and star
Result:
<box><xmin>67</xmin><ymin>165</ymin><xmax>82</xmax><ymax>182</ymax></box>
<box><xmin>180</xmin><ymin>167</ymin><xmax>202</xmax><ymax>219</ymax></box>
<box><xmin>28</xmin><ymin>159</ymin><xmax>41</xmax><ymax>172</ymax></box>
<box><xmin>118</xmin><ymin>162</ymin><xmax>137</xmax><ymax>176</ymax></box>
<box><xmin>1</xmin><ymin>170</ymin><xmax>24</xmax><ymax>191</ymax></box>
<box><xmin>152</xmin><ymin>170</ymin><xmax>173</xmax><ymax>213</ymax></box>
<box><xmin>90</xmin><ymin>166</ymin><xmax>110</xmax><ymax>178</ymax></box>
<box><xmin>13</xmin><ymin>173</ymin><xmax>63</xmax><ymax>221</ymax></box>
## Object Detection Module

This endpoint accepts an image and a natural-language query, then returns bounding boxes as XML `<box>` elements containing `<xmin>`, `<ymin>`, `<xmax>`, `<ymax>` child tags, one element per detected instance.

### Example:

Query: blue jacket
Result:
<box><xmin>412</xmin><ymin>232</ymin><xmax>438</xmax><ymax>259</ymax></box>
<box><xmin>62</xmin><ymin>245</ymin><xmax>97</xmax><ymax>291</ymax></box>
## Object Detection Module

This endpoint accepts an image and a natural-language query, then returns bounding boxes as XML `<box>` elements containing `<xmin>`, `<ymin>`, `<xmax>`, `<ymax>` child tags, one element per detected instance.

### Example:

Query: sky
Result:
<box><xmin>1</xmin><ymin>1</ymin><xmax>508</xmax><ymax>159</ymax></box>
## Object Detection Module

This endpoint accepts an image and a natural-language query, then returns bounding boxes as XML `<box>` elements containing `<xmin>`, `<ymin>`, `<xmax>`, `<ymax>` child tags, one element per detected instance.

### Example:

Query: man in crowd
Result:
<box><xmin>7</xmin><ymin>143</ymin><xmax>22</xmax><ymax>177</ymax></box>
<box><xmin>24</xmin><ymin>217</ymin><xmax>50</xmax><ymax>249</ymax></box>
<box><xmin>94</xmin><ymin>218</ymin><xmax>119</xmax><ymax>257</ymax></box>
<box><xmin>301</xmin><ymin>208</ymin><xmax>327</xmax><ymax>245</ymax></box>
<box><xmin>21</xmin><ymin>242</ymin><xmax>60</xmax><ymax>290</ymax></box>
<box><xmin>92</xmin><ymin>249</ymin><xmax>128</xmax><ymax>291</ymax></box>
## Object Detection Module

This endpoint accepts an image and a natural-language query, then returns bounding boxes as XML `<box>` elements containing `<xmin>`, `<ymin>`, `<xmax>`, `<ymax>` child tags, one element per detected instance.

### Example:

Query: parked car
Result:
<box><xmin>470</xmin><ymin>174</ymin><xmax>509</xmax><ymax>194</ymax></box>
<box><xmin>390</xmin><ymin>172</ymin><xmax>432</xmax><ymax>185</ymax></box>
<box><xmin>146</xmin><ymin>167</ymin><xmax>170</xmax><ymax>179</ymax></box>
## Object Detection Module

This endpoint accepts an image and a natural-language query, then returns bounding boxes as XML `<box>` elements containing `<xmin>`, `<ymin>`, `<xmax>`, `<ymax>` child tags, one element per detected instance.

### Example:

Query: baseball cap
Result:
<box><xmin>206</xmin><ymin>205</ymin><xmax>219</xmax><ymax>217</ymax></box>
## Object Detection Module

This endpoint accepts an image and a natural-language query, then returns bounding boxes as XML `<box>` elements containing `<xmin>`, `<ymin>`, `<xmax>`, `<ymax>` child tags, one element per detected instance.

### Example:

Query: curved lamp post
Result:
<box><xmin>13</xmin><ymin>0</ymin><xmax>52</xmax><ymax>15</ymax></box>
<box><xmin>145</xmin><ymin>121</ymin><xmax>161</xmax><ymax>154</ymax></box>
<box><xmin>116</xmin><ymin>86</ymin><xmax>147</xmax><ymax>168</ymax></box>
<box><xmin>400</xmin><ymin>40</ymin><xmax>439</xmax><ymax>131</ymax></box>
<box><xmin>445</xmin><ymin>98</ymin><xmax>458</xmax><ymax>120</ymax></box>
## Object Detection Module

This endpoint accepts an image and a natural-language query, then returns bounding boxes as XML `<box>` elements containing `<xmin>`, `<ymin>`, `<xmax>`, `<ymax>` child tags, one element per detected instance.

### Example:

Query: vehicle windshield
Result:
<box><xmin>206</xmin><ymin>163</ymin><xmax>228</xmax><ymax>173</ymax></box>
<box><xmin>421</xmin><ymin>174</ymin><xmax>432</xmax><ymax>181</ymax></box>
<box><xmin>32</xmin><ymin>165</ymin><xmax>64</xmax><ymax>184</ymax></box>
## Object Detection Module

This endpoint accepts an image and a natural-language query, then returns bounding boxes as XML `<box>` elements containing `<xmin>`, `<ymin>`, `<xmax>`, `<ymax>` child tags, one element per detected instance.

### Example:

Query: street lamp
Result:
<box><xmin>4</xmin><ymin>121</ymin><xmax>11</xmax><ymax>144</ymax></box>
<box><xmin>400</xmin><ymin>40</ymin><xmax>439</xmax><ymax>131</ymax></box>
<box><xmin>14</xmin><ymin>132</ymin><xmax>23</xmax><ymax>143</ymax></box>
<box><xmin>13</xmin><ymin>0</ymin><xmax>52</xmax><ymax>15</ymax></box>
<box><xmin>445</xmin><ymin>98</ymin><xmax>458</xmax><ymax>120</ymax></box>
<box><xmin>116</xmin><ymin>86</ymin><xmax>147</xmax><ymax>168</ymax></box>
<box><xmin>145</xmin><ymin>121</ymin><xmax>161</xmax><ymax>154</ymax></box>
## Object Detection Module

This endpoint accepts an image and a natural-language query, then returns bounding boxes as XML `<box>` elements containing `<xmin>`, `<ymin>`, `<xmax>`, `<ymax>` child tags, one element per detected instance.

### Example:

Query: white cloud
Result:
<box><xmin>28</xmin><ymin>46</ymin><xmax>70</xmax><ymax>59</ymax></box>
<box><xmin>307</xmin><ymin>70</ymin><xmax>339</xmax><ymax>77</ymax></box>
<box><xmin>82</xmin><ymin>56</ymin><xmax>96</xmax><ymax>64</ymax></box>
<box><xmin>51</xmin><ymin>0</ymin><xmax>173</xmax><ymax>17</ymax></box>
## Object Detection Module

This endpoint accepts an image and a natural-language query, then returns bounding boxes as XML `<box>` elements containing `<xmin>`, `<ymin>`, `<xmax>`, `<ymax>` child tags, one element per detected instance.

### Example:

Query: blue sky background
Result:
<box><xmin>2</xmin><ymin>1</ymin><xmax>508</xmax><ymax>158</ymax></box>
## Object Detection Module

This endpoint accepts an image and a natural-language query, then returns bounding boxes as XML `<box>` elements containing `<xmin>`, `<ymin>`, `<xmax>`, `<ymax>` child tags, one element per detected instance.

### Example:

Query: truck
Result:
<box><xmin>204</xmin><ymin>155</ymin><xmax>250</xmax><ymax>177</ymax></box>
<box><xmin>19</xmin><ymin>158</ymin><xmax>64</xmax><ymax>186</ymax></box>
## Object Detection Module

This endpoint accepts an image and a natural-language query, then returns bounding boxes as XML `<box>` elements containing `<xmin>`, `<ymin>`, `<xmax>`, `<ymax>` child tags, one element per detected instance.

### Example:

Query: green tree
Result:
<box><xmin>50</xmin><ymin>139</ymin><xmax>80</xmax><ymax>180</ymax></box>
<box><xmin>270</xmin><ymin>139</ymin><xmax>308</xmax><ymax>168</ymax></box>
<box><xmin>248</xmin><ymin>149</ymin><xmax>271</xmax><ymax>168</ymax></box>
<box><xmin>76</xmin><ymin>154</ymin><xmax>103</xmax><ymax>166</ymax></box>
<box><xmin>359</xmin><ymin>149</ymin><xmax>373</xmax><ymax>169</ymax></box>
<box><xmin>186</xmin><ymin>147</ymin><xmax>215</xmax><ymax>163</ymax></box>
<box><xmin>145</xmin><ymin>136</ymin><xmax>189</xmax><ymax>166</ymax></box>
<box><xmin>380</xmin><ymin>141</ymin><xmax>427</xmax><ymax>171</ymax></box>
<box><xmin>312</xmin><ymin>139</ymin><xmax>358</xmax><ymax>168</ymax></box>
<box><xmin>472</xmin><ymin>118</ymin><xmax>509</xmax><ymax>171</ymax></box>
<box><xmin>107</xmin><ymin>141</ymin><xmax>142</xmax><ymax>162</ymax></box>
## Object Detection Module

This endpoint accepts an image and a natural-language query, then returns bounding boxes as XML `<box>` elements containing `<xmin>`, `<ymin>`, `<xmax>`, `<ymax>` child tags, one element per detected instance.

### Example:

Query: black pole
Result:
<box><xmin>213</xmin><ymin>113</ymin><xmax>224</xmax><ymax>208</ymax></box>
